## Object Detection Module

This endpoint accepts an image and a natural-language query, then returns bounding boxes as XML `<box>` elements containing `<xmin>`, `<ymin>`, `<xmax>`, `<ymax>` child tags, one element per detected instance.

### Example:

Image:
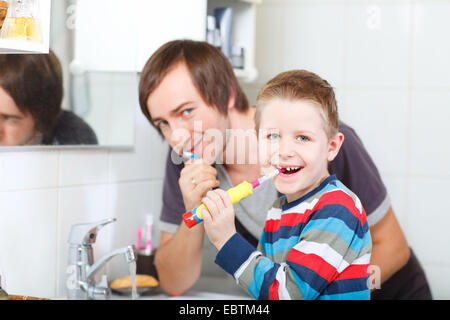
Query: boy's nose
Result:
<box><xmin>278</xmin><ymin>139</ymin><xmax>296</xmax><ymax>159</ymax></box>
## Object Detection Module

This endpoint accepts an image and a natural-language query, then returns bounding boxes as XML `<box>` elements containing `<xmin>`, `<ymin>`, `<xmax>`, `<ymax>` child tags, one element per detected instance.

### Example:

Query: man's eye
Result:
<box><xmin>297</xmin><ymin>135</ymin><xmax>309</xmax><ymax>142</ymax></box>
<box><xmin>1</xmin><ymin>116</ymin><xmax>16</xmax><ymax>123</ymax></box>
<box><xmin>158</xmin><ymin>120</ymin><xmax>169</xmax><ymax>129</ymax></box>
<box><xmin>182</xmin><ymin>108</ymin><xmax>193</xmax><ymax>116</ymax></box>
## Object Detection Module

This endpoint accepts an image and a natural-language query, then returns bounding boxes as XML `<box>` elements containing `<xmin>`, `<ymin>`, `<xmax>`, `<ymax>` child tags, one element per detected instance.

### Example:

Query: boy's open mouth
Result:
<box><xmin>277</xmin><ymin>165</ymin><xmax>303</xmax><ymax>176</ymax></box>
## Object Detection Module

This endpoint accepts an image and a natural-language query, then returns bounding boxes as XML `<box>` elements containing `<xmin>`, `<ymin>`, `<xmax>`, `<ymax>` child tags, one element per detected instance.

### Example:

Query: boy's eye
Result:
<box><xmin>267</xmin><ymin>133</ymin><xmax>280</xmax><ymax>140</ymax></box>
<box><xmin>297</xmin><ymin>135</ymin><xmax>309</xmax><ymax>142</ymax></box>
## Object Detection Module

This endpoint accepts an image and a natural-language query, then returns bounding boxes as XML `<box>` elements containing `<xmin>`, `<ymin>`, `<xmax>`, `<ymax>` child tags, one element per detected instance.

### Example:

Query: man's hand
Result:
<box><xmin>179</xmin><ymin>159</ymin><xmax>220</xmax><ymax>211</ymax></box>
<box><xmin>202</xmin><ymin>189</ymin><xmax>237</xmax><ymax>250</ymax></box>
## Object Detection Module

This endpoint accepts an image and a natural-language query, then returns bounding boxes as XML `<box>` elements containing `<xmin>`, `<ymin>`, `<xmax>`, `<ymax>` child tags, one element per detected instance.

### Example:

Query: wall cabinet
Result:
<box><xmin>73</xmin><ymin>0</ymin><xmax>260</xmax><ymax>82</ymax></box>
<box><xmin>73</xmin><ymin>0</ymin><xmax>207</xmax><ymax>72</ymax></box>
<box><xmin>208</xmin><ymin>0</ymin><xmax>261</xmax><ymax>82</ymax></box>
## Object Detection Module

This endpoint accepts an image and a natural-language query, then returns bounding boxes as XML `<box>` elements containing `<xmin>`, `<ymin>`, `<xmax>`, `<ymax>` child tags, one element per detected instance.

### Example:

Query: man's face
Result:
<box><xmin>0</xmin><ymin>87</ymin><xmax>38</xmax><ymax>146</ymax></box>
<box><xmin>147</xmin><ymin>62</ymin><xmax>230</xmax><ymax>163</ymax></box>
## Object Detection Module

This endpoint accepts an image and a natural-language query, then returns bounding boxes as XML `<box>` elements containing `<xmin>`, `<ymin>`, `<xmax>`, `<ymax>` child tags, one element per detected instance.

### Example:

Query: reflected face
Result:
<box><xmin>147</xmin><ymin>62</ymin><xmax>230</xmax><ymax>163</ymax></box>
<box><xmin>0</xmin><ymin>87</ymin><xmax>38</xmax><ymax>146</ymax></box>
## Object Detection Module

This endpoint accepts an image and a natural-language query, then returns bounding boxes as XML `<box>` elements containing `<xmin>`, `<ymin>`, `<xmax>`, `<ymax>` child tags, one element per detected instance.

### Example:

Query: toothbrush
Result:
<box><xmin>136</xmin><ymin>228</ymin><xmax>143</xmax><ymax>251</ymax></box>
<box><xmin>182</xmin><ymin>168</ymin><xmax>284</xmax><ymax>228</ymax></box>
<box><xmin>183</xmin><ymin>151</ymin><xmax>199</xmax><ymax>161</ymax></box>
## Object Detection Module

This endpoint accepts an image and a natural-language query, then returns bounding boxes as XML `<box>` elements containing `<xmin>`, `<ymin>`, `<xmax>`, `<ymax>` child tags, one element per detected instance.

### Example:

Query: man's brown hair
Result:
<box><xmin>0</xmin><ymin>51</ymin><xmax>63</xmax><ymax>138</ymax></box>
<box><xmin>255</xmin><ymin>69</ymin><xmax>339</xmax><ymax>139</ymax></box>
<box><xmin>139</xmin><ymin>40</ymin><xmax>249</xmax><ymax>133</ymax></box>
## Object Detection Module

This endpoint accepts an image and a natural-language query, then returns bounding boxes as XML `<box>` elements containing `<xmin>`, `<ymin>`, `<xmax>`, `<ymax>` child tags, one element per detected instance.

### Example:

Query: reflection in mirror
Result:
<box><xmin>71</xmin><ymin>71</ymin><xmax>138</xmax><ymax>147</ymax></box>
<box><xmin>0</xmin><ymin>0</ymin><xmax>137</xmax><ymax>149</ymax></box>
<box><xmin>0</xmin><ymin>51</ymin><xmax>98</xmax><ymax>147</ymax></box>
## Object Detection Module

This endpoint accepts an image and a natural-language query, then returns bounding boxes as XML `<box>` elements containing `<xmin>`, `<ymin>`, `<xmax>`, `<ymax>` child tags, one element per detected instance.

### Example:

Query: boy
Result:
<box><xmin>201</xmin><ymin>70</ymin><xmax>372</xmax><ymax>300</ymax></box>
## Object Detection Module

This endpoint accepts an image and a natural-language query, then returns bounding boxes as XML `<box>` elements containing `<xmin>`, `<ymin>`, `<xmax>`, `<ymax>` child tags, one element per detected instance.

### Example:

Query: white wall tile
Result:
<box><xmin>346</xmin><ymin>2</ymin><xmax>411</xmax><ymax>88</ymax></box>
<box><xmin>0</xmin><ymin>151</ymin><xmax>59</xmax><ymax>191</ymax></box>
<box><xmin>0</xmin><ymin>189</ymin><xmax>58</xmax><ymax>298</ymax></box>
<box><xmin>59</xmin><ymin>150</ymin><xmax>109</xmax><ymax>186</ymax></box>
<box><xmin>410</xmin><ymin>90</ymin><xmax>450</xmax><ymax>177</ymax></box>
<box><xmin>107</xmin><ymin>181</ymin><xmax>163</xmax><ymax>280</ymax></box>
<box><xmin>422</xmin><ymin>264</ymin><xmax>450</xmax><ymax>300</ymax></box>
<box><xmin>56</xmin><ymin>185</ymin><xmax>110</xmax><ymax>296</ymax></box>
<box><xmin>281</xmin><ymin>3</ymin><xmax>346</xmax><ymax>88</ymax></box>
<box><xmin>412</xmin><ymin>2</ymin><xmax>450</xmax><ymax>88</ymax></box>
<box><xmin>340</xmin><ymin>89</ymin><xmax>409</xmax><ymax>176</ymax></box>
<box><xmin>406</xmin><ymin>178</ymin><xmax>450</xmax><ymax>267</ymax></box>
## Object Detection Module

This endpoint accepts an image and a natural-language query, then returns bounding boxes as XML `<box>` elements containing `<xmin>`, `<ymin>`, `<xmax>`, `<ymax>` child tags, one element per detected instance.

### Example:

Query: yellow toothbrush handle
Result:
<box><xmin>196</xmin><ymin>181</ymin><xmax>254</xmax><ymax>219</ymax></box>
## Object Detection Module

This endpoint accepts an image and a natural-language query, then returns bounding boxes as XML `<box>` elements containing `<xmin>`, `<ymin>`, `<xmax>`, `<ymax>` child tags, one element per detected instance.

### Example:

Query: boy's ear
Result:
<box><xmin>327</xmin><ymin>132</ymin><xmax>344</xmax><ymax>162</ymax></box>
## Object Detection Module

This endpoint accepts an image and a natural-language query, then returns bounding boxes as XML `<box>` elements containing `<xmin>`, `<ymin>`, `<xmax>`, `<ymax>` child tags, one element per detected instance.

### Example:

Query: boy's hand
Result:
<box><xmin>202</xmin><ymin>189</ymin><xmax>236</xmax><ymax>251</ymax></box>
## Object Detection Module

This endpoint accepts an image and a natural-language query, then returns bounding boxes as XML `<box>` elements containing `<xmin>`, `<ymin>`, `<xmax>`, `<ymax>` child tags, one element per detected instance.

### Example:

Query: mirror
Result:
<box><xmin>0</xmin><ymin>0</ymin><xmax>136</xmax><ymax>149</ymax></box>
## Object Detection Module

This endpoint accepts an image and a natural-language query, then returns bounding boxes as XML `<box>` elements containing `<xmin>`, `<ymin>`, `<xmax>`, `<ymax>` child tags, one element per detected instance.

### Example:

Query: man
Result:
<box><xmin>139</xmin><ymin>40</ymin><xmax>431</xmax><ymax>299</ymax></box>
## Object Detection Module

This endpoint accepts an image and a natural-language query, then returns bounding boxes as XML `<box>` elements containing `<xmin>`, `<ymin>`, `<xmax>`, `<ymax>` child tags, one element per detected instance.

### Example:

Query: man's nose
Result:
<box><xmin>167</xmin><ymin>121</ymin><xmax>192</xmax><ymax>151</ymax></box>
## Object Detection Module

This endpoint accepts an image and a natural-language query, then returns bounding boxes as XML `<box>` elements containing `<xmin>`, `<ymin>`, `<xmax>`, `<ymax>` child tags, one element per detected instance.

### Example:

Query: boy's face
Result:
<box><xmin>0</xmin><ymin>87</ymin><xmax>38</xmax><ymax>146</ymax></box>
<box><xmin>259</xmin><ymin>98</ymin><xmax>342</xmax><ymax>202</ymax></box>
<box><xmin>147</xmin><ymin>62</ymin><xmax>230</xmax><ymax>163</ymax></box>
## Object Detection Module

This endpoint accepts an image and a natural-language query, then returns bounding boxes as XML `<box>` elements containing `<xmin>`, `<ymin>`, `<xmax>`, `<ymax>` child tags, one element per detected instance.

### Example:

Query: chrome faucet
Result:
<box><xmin>66</xmin><ymin>218</ymin><xmax>137</xmax><ymax>300</ymax></box>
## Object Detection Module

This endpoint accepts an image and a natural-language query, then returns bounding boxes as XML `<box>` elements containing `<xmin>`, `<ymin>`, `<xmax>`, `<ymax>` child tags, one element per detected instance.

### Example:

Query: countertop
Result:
<box><xmin>111</xmin><ymin>290</ymin><xmax>251</xmax><ymax>300</ymax></box>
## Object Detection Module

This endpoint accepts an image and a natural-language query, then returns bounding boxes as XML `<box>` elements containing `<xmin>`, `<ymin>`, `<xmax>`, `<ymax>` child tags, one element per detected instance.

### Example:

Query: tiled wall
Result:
<box><xmin>0</xmin><ymin>105</ymin><xmax>168</xmax><ymax>298</ymax></box>
<box><xmin>241</xmin><ymin>0</ymin><xmax>450</xmax><ymax>299</ymax></box>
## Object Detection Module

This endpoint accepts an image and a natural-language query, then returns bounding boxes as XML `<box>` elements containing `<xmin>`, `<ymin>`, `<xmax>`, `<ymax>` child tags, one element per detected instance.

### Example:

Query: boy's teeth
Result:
<box><xmin>276</xmin><ymin>166</ymin><xmax>301</xmax><ymax>173</ymax></box>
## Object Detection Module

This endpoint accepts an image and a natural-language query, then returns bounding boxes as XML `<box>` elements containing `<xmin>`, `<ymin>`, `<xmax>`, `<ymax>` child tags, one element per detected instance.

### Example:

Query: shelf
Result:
<box><xmin>208</xmin><ymin>0</ymin><xmax>260</xmax><ymax>83</ymax></box>
<box><xmin>240</xmin><ymin>0</ymin><xmax>262</xmax><ymax>4</ymax></box>
<box><xmin>0</xmin><ymin>38</ymin><xmax>49</xmax><ymax>53</ymax></box>
<box><xmin>234</xmin><ymin>67</ymin><xmax>258</xmax><ymax>82</ymax></box>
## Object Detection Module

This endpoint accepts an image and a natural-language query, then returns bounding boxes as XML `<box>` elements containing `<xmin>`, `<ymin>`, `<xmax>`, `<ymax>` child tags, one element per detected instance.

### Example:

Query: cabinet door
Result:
<box><xmin>136</xmin><ymin>0</ymin><xmax>207</xmax><ymax>71</ymax></box>
<box><xmin>74</xmin><ymin>0</ymin><xmax>206</xmax><ymax>72</ymax></box>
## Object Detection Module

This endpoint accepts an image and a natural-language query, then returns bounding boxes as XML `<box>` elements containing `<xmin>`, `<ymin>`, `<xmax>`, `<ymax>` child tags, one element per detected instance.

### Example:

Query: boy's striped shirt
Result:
<box><xmin>215</xmin><ymin>175</ymin><xmax>372</xmax><ymax>300</ymax></box>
